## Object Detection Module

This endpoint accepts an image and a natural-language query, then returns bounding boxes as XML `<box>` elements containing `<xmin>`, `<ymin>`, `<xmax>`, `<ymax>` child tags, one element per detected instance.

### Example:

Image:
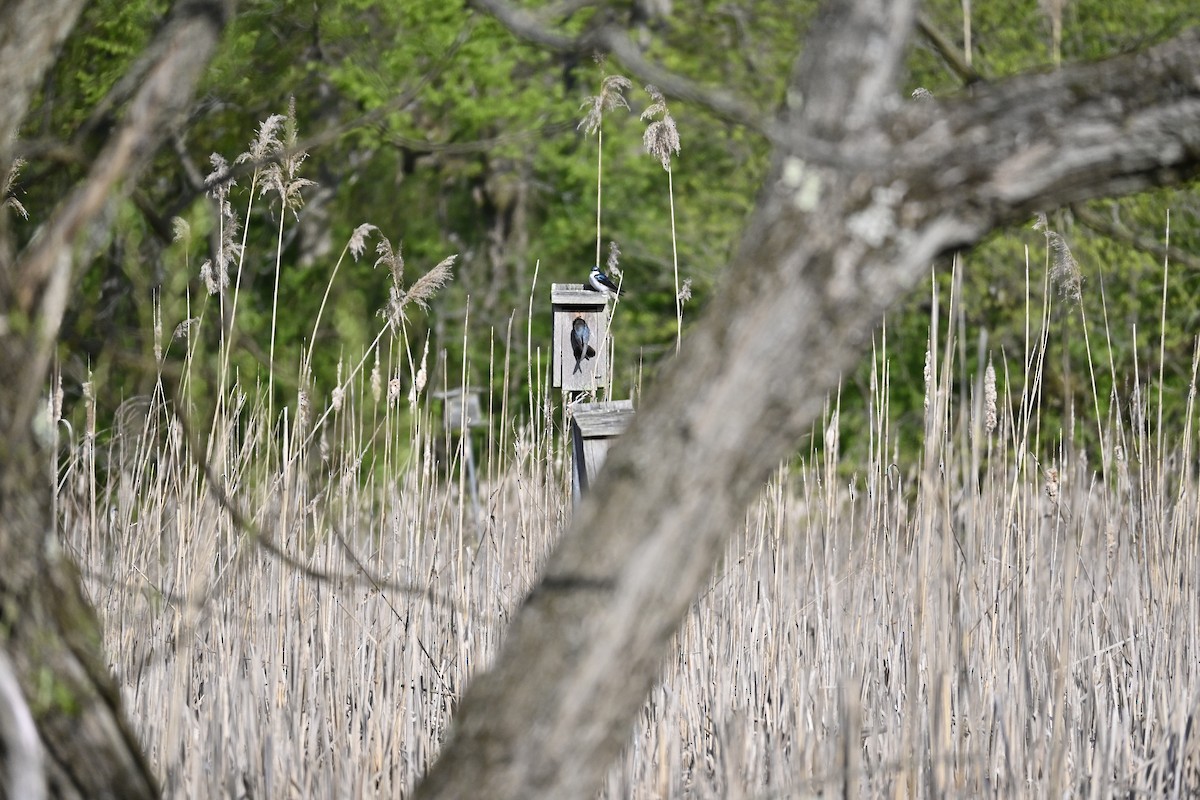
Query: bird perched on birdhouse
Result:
<box><xmin>571</xmin><ymin>316</ymin><xmax>597</xmax><ymax>374</ymax></box>
<box><xmin>587</xmin><ymin>264</ymin><xmax>623</xmax><ymax>297</ymax></box>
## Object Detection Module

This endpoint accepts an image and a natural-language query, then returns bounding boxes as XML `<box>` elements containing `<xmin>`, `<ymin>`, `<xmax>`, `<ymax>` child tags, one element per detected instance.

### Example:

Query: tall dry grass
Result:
<box><xmin>55</xmin><ymin>166</ymin><xmax>1199</xmax><ymax>797</ymax></box>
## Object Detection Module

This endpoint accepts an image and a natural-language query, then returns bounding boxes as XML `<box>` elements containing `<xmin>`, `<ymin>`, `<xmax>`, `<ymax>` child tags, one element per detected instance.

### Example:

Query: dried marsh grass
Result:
<box><xmin>56</xmin><ymin>186</ymin><xmax>1199</xmax><ymax>797</ymax></box>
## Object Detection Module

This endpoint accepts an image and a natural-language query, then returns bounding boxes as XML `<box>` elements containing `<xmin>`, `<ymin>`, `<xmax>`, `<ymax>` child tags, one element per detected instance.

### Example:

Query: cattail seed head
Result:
<box><xmin>296</xmin><ymin>389</ymin><xmax>309</xmax><ymax>432</ymax></box>
<box><xmin>923</xmin><ymin>349</ymin><xmax>932</xmax><ymax>410</ymax></box>
<box><xmin>984</xmin><ymin>358</ymin><xmax>997</xmax><ymax>436</ymax></box>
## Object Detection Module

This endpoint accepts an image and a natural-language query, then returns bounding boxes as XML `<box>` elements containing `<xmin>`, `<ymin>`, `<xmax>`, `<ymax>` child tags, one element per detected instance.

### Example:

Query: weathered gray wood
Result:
<box><xmin>413</xmin><ymin>5</ymin><xmax>1200</xmax><ymax>800</ymax></box>
<box><xmin>570</xmin><ymin>400</ymin><xmax>635</xmax><ymax>506</ymax></box>
<box><xmin>433</xmin><ymin>387</ymin><xmax>482</xmax><ymax>431</ymax></box>
<box><xmin>552</xmin><ymin>283</ymin><xmax>609</xmax><ymax>391</ymax></box>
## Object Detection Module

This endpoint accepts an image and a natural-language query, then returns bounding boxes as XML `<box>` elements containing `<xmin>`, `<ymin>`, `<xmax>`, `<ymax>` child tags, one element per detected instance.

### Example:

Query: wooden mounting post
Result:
<box><xmin>551</xmin><ymin>283</ymin><xmax>609</xmax><ymax>391</ymax></box>
<box><xmin>569</xmin><ymin>400</ymin><xmax>634</xmax><ymax>508</ymax></box>
<box><xmin>434</xmin><ymin>387</ymin><xmax>483</xmax><ymax>522</ymax></box>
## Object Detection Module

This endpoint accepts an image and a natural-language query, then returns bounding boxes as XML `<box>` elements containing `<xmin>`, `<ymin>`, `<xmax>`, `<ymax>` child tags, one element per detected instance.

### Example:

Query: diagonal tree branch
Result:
<box><xmin>470</xmin><ymin>0</ymin><xmax>777</xmax><ymax>135</ymax></box>
<box><xmin>412</xmin><ymin>4</ymin><xmax>1200</xmax><ymax>798</ymax></box>
<box><xmin>1071</xmin><ymin>202</ymin><xmax>1200</xmax><ymax>272</ymax></box>
<box><xmin>917</xmin><ymin>12</ymin><xmax>985</xmax><ymax>87</ymax></box>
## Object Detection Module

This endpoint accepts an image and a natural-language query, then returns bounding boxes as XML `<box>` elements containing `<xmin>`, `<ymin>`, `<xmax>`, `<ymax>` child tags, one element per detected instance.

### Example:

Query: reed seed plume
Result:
<box><xmin>606</xmin><ymin>240</ymin><xmax>622</xmax><ymax>276</ymax></box>
<box><xmin>406</xmin><ymin>255</ymin><xmax>457</xmax><ymax>312</ymax></box>
<box><xmin>239</xmin><ymin>113</ymin><xmax>286</xmax><ymax>167</ymax></box>
<box><xmin>640</xmin><ymin>85</ymin><xmax>680</xmax><ymax>171</ymax></box>
<box><xmin>375</xmin><ymin>236</ymin><xmax>404</xmax><ymax>286</ymax></box>
<box><xmin>641</xmin><ymin>84</ymin><xmax>685</xmax><ymax>352</ymax></box>
<box><xmin>202</xmin><ymin>153</ymin><xmax>240</xmax><ymax>295</ymax></box>
<box><xmin>259</xmin><ymin>98</ymin><xmax>315</xmax><ymax>217</ymax></box>
<box><xmin>375</xmin><ymin>236</ymin><xmax>456</xmax><ymax>328</ymax></box>
<box><xmin>580</xmin><ymin>70</ymin><xmax>631</xmax><ymax>280</ymax></box>
<box><xmin>578</xmin><ymin>74</ymin><xmax>632</xmax><ymax>136</ymax></box>
<box><xmin>172</xmin><ymin>318</ymin><xmax>199</xmax><ymax>340</ymax></box>
<box><xmin>677</xmin><ymin>277</ymin><xmax>693</xmax><ymax>304</ymax></box>
<box><xmin>349</xmin><ymin>222</ymin><xmax>378</xmax><ymax>261</ymax></box>
<box><xmin>1034</xmin><ymin>212</ymin><xmax>1084</xmax><ymax>302</ymax></box>
<box><xmin>2</xmin><ymin>157</ymin><xmax>28</xmax><ymax>219</ymax></box>
<box><xmin>171</xmin><ymin>216</ymin><xmax>190</xmax><ymax>246</ymax></box>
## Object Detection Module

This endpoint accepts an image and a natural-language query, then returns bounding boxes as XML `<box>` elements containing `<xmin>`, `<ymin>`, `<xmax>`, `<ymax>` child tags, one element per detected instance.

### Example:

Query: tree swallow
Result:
<box><xmin>588</xmin><ymin>264</ymin><xmax>622</xmax><ymax>297</ymax></box>
<box><xmin>571</xmin><ymin>316</ymin><xmax>596</xmax><ymax>374</ymax></box>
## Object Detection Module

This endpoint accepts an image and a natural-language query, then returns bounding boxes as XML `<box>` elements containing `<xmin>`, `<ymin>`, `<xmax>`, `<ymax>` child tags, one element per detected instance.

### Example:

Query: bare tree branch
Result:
<box><xmin>917</xmin><ymin>12</ymin><xmax>985</xmax><ymax>87</ymax></box>
<box><xmin>1072</xmin><ymin>202</ymin><xmax>1200</xmax><ymax>272</ymax></box>
<box><xmin>470</xmin><ymin>0</ymin><xmax>777</xmax><ymax>136</ymax></box>
<box><xmin>412</xmin><ymin>7</ymin><xmax>1200</xmax><ymax>799</ymax></box>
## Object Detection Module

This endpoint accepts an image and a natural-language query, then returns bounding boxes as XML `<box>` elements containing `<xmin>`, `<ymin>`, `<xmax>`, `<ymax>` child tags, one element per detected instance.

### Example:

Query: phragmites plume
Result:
<box><xmin>171</xmin><ymin>217</ymin><xmax>191</xmax><ymax>247</ymax></box>
<box><xmin>983</xmin><ymin>357</ymin><xmax>997</xmax><ymax>436</ymax></box>
<box><xmin>243</xmin><ymin>112</ymin><xmax>286</xmax><ymax>166</ymax></box>
<box><xmin>349</xmin><ymin>223</ymin><xmax>378</xmax><ymax>261</ymax></box>
<box><xmin>606</xmin><ymin>240</ymin><xmax>623</xmax><ymax>284</ymax></box>
<box><xmin>606</xmin><ymin>240</ymin><xmax>621</xmax><ymax>270</ymax></box>
<box><xmin>173</xmin><ymin>318</ymin><xmax>200</xmax><ymax>340</ymax></box>
<box><xmin>578</xmin><ymin>74</ymin><xmax>632</xmax><ymax>136</ymax></box>
<box><xmin>201</xmin><ymin>152</ymin><xmax>240</xmax><ymax>295</ymax></box>
<box><xmin>3</xmin><ymin>158</ymin><xmax>28</xmax><ymax>219</ymax></box>
<box><xmin>641</xmin><ymin>85</ymin><xmax>681</xmax><ymax>171</ymax></box>
<box><xmin>375</xmin><ymin>236</ymin><xmax>456</xmax><ymax>328</ymax></box>
<box><xmin>677</xmin><ymin>277</ymin><xmax>693</xmax><ymax>304</ymax></box>
<box><xmin>254</xmin><ymin>98</ymin><xmax>315</xmax><ymax>218</ymax></box>
<box><xmin>1034</xmin><ymin>212</ymin><xmax>1084</xmax><ymax>303</ymax></box>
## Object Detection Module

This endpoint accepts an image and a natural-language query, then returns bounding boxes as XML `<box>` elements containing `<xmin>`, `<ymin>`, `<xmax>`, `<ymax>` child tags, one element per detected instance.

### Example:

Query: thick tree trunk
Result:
<box><xmin>0</xmin><ymin>2</ymin><xmax>234</xmax><ymax>796</ymax></box>
<box><xmin>414</xmin><ymin>3</ymin><xmax>1200</xmax><ymax>797</ymax></box>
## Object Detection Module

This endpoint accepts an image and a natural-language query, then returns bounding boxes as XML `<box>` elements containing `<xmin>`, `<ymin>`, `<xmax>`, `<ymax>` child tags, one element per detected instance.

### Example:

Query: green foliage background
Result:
<box><xmin>13</xmin><ymin>0</ymin><xmax>1200</xmax><ymax>461</ymax></box>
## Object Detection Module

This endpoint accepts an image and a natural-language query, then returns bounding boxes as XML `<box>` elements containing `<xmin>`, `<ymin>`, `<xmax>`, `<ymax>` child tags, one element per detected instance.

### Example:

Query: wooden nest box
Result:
<box><xmin>551</xmin><ymin>283</ymin><xmax>609</xmax><ymax>391</ymax></box>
